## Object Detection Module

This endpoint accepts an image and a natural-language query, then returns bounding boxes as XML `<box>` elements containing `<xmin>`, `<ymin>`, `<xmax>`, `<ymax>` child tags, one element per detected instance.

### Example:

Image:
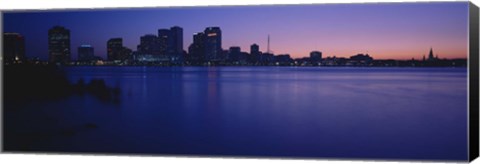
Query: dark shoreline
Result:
<box><xmin>3</xmin><ymin>64</ymin><xmax>120</xmax><ymax>106</ymax></box>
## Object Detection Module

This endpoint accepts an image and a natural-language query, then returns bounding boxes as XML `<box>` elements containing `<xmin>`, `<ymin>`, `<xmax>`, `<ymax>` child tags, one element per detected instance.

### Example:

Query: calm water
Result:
<box><xmin>5</xmin><ymin>67</ymin><xmax>468</xmax><ymax>160</ymax></box>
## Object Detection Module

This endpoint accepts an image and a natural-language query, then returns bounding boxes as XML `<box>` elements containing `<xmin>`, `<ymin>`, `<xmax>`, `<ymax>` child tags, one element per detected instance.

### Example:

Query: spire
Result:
<box><xmin>267</xmin><ymin>35</ymin><xmax>270</xmax><ymax>54</ymax></box>
<box><xmin>428</xmin><ymin>47</ymin><xmax>434</xmax><ymax>61</ymax></box>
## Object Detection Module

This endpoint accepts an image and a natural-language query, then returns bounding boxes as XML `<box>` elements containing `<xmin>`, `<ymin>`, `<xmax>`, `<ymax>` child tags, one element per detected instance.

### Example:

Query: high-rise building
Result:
<box><xmin>3</xmin><ymin>33</ymin><xmax>25</xmax><ymax>63</ymax></box>
<box><xmin>107</xmin><ymin>38</ymin><xmax>132</xmax><ymax>62</ymax></box>
<box><xmin>158</xmin><ymin>29</ymin><xmax>172</xmax><ymax>56</ymax></box>
<box><xmin>48</xmin><ymin>26</ymin><xmax>71</xmax><ymax>64</ymax></box>
<box><xmin>78</xmin><ymin>45</ymin><xmax>94</xmax><ymax>62</ymax></box>
<box><xmin>170</xmin><ymin>26</ymin><xmax>183</xmax><ymax>55</ymax></box>
<box><xmin>249</xmin><ymin>44</ymin><xmax>261</xmax><ymax>63</ymax></box>
<box><xmin>188</xmin><ymin>32</ymin><xmax>206</xmax><ymax>63</ymax></box>
<box><xmin>137</xmin><ymin>34</ymin><xmax>160</xmax><ymax>55</ymax></box>
<box><xmin>107</xmin><ymin>38</ymin><xmax>123</xmax><ymax>61</ymax></box>
<box><xmin>228</xmin><ymin>46</ymin><xmax>241</xmax><ymax>62</ymax></box>
<box><xmin>118</xmin><ymin>47</ymin><xmax>132</xmax><ymax>61</ymax></box>
<box><xmin>158</xmin><ymin>26</ymin><xmax>184</xmax><ymax>62</ymax></box>
<box><xmin>310</xmin><ymin>51</ymin><xmax>322</xmax><ymax>62</ymax></box>
<box><xmin>204</xmin><ymin>27</ymin><xmax>222</xmax><ymax>61</ymax></box>
<box><xmin>250</xmin><ymin>44</ymin><xmax>260</xmax><ymax>55</ymax></box>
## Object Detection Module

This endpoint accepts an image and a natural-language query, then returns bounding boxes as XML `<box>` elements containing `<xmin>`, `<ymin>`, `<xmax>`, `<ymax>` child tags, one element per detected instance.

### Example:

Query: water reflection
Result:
<box><xmin>4</xmin><ymin>66</ymin><xmax>468</xmax><ymax>160</ymax></box>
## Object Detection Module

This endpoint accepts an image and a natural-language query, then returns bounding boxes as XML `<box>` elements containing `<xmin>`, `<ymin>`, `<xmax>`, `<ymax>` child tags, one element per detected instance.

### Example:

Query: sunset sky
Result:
<box><xmin>3</xmin><ymin>2</ymin><xmax>469</xmax><ymax>60</ymax></box>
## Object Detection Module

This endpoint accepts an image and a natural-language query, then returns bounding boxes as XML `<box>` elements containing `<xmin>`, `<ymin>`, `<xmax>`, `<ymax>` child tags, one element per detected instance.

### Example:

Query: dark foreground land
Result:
<box><xmin>3</xmin><ymin>64</ymin><xmax>120</xmax><ymax>104</ymax></box>
<box><xmin>3</xmin><ymin>64</ymin><xmax>120</xmax><ymax>151</ymax></box>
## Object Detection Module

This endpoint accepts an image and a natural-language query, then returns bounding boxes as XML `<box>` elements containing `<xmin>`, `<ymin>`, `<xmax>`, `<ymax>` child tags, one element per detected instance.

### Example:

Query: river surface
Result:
<box><xmin>4</xmin><ymin>66</ymin><xmax>468</xmax><ymax>161</ymax></box>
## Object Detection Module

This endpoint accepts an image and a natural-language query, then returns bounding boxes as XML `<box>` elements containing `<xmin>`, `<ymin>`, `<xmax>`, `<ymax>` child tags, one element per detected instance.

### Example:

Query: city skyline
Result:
<box><xmin>3</xmin><ymin>2</ymin><xmax>469</xmax><ymax>60</ymax></box>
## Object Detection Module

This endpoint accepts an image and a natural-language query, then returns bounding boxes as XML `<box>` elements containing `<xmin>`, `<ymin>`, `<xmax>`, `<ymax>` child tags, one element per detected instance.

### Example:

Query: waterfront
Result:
<box><xmin>4</xmin><ymin>66</ymin><xmax>468</xmax><ymax>160</ymax></box>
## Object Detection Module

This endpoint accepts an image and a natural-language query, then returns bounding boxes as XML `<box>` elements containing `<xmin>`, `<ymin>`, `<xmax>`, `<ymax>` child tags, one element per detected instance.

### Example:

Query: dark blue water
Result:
<box><xmin>6</xmin><ymin>67</ymin><xmax>468</xmax><ymax>160</ymax></box>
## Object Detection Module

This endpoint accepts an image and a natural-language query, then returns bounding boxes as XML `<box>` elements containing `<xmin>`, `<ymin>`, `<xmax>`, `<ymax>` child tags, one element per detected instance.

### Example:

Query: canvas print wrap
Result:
<box><xmin>2</xmin><ymin>2</ymin><xmax>477</xmax><ymax>162</ymax></box>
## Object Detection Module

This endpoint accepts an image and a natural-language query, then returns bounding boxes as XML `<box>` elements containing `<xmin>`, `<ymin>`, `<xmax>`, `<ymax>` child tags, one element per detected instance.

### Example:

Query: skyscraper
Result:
<box><xmin>188</xmin><ymin>32</ymin><xmax>206</xmax><ymax>63</ymax></box>
<box><xmin>249</xmin><ymin>44</ymin><xmax>261</xmax><ymax>63</ymax></box>
<box><xmin>48</xmin><ymin>26</ymin><xmax>71</xmax><ymax>64</ymax></box>
<box><xmin>158</xmin><ymin>29</ymin><xmax>172</xmax><ymax>56</ymax></box>
<box><xmin>158</xmin><ymin>26</ymin><xmax>184</xmax><ymax>62</ymax></box>
<box><xmin>310</xmin><ymin>51</ymin><xmax>322</xmax><ymax>62</ymax></box>
<box><xmin>250</xmin><ymin>44</ymin><xmax>260</xmax><ymax>55</ymax></box>
<box><xmin>204</xmin><ymin>27</ymin><xmax>222</xmax><ymax>61</ymax></box>
<box><xmin>170</xmin><ymin>26</ymin><xmax>183</xmax><ymax>55</ymax></box>
<box><xmin>118</xmin><ymin>48</ymin><xmax>132</xmax><ymax>62</ymax></box>
<box><xmin>78</xmin><ymin>45</ymin><xmax>94</xmax><ymax>62</ymax></box>
<box><xmin>137</xmin><ymin>34</ymin><xmax>160</xmax><ymax>55</ymax></box>
<box><xmin>228</xmin><ymin>46</ymin><xmax>241</xmax><ymax>62</ymax></box>
<box><xmin>107</xmin><ymin>38</ymin><xmax>123</xmax><ymax>61</ymax></box>
<box><xmin>3</xmin><ymin>33</ymin><xmax>25</xmax><ymax>63</ymax></box>
<box><xmin>107</xmin><ymin>38</ymin><xmax>132</xmax><ymax>62</ymax></box>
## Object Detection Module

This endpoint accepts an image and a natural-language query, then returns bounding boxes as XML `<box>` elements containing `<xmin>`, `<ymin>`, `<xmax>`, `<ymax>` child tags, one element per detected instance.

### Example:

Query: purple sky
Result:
<box><xmin>3</xmin><ymin>2</ymin><xmax>469</xmax><ymax>60</ymax></box>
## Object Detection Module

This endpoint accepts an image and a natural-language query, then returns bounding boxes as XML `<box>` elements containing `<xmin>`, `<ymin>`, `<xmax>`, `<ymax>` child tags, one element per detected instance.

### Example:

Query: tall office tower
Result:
<box><xmin>228</xmin><ymin>46</ymin><xmax>241</xmax><ymax>62</ymax></box>
<box><xmin>158</xmin><ymin>26</ymin><xmax>183</xmax><ymax>55</ymax></box>
<box><xmin>78</xmin><ymin>44</ymin><xmax>94</xmax><ymax>62</ymax></box>
<box><xmin>204</xmin><ymin>27</ymin><xmax>222</xmax><ymax>61</ymax></box>
<box><xmin>158</xmin><ymin>29</ymin><xmax>172</xmax><ymax>56</ymax></box>
<box><xmin>250</xmin><ymin>44</ymin><xmax>260</xmax><ymax>55</ymax></box>
<box><xmin>48</xmin><ymin>26</ymin><xmax>71</xmax><ymax>64</ymax></box>
<box><xmin>249</xmin><ymin>44</ymin><xmax>261</xmax><ymax>63</ymax></box>
<box><xmin>3</xmin><ymin>33</ymin><xmax>25</xmax><ymax>63</ymax></box>
<box><xmin>137</xmin><ymin>34</ymin><xmax>160</xmax><ymax>55</ymax></box>
<box><xmin>188</xmin><ymin>32</ymin><xmax>206</xmax><ymax>63</ymax></box>
<box><xmin>310</xmin><ymin>51</ymin><xmax>322</xmax><ymax>62</ymax></box>
<box><xmin>107</xmin><ymin>38</ymin><xmax>132</xmax><ymax>61</ymax></box>
<box><xmin>107</xmin><ymin>38</ymin><xmax>123</xmax><ymax>60</ymax></box>
<box><xmin>170</xmin><ymin>26</ymin><xmax>183</xmax><ymax>55</ymax></box>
